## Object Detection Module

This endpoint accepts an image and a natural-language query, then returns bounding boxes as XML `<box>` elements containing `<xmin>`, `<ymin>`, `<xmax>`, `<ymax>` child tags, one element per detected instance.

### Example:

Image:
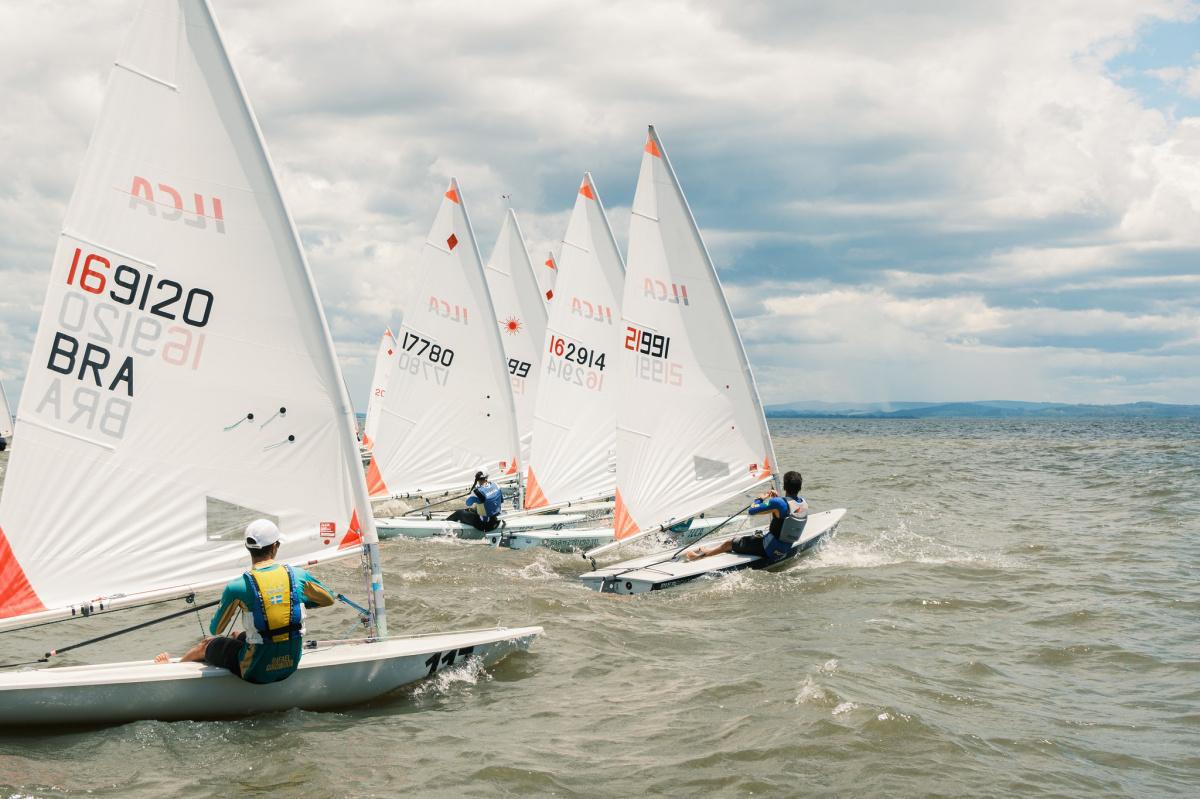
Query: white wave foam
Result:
<box><xmin>410</xmin><ymin>656</ymin><xmax>489</xmax><ymax>699</ymax></box>
<box><xmin>799</xmin><ymin>519</ymin><xmax>1016</xmax><ymax>572</ymax></box>
<box><xmin>497</xmin><ymin>559</ymin><xmax>560</xmax><ymax>582</ymax></box>
<box><xmin>794</xmin><ymin>675</ymin><xmax>830</xmax><ymax>705</ymax></box>
<box><xmin>832</xmin><ymin>701</ymin><xmax>857</xmax><ymax>716</ymax></box>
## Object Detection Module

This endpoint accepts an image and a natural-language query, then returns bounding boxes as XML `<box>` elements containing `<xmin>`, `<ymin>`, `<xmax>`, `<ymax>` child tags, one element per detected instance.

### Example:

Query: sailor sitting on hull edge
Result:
<box><xmin>154</xmin><ymin>518</ymin><xmax>335</xmax><ymax>683</ymax></box>
<box><xmin>446</xmin><ymin>469</ymin><xmax>504</xmax><ymax>532</ymax></box>
<box><xmin>684</xmin><ymin>471</ymin><xmax>809</xmax><ymax>562</ymax></box>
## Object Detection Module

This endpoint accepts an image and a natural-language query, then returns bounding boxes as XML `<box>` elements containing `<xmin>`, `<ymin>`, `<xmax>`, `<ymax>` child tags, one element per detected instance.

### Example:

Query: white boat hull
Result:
<box><xmin>375</xmin><ymin>513</ymin><xmax>586</xmax><ymax>541</ymax></box>
<box><xmin>486</xmin><ymin>515</ymin><xmax>727</xmax><ymax>552</ymax></box>
<box><xmin>578</xmin><ymin>509</ymin><xmax>847</xmax><ymax>594</ymax></box>
<box><xmin>0</xmin><ymin>626</ymin><xmax>542</xmax><ymax>727</ymax></box>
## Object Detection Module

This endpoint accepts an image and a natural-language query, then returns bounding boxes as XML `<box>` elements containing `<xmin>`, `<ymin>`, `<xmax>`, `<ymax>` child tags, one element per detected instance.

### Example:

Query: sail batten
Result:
<box><xmin>0</xmin><ymin>0</ymin><xmax>380</xmax><ymax>626</ymax></box>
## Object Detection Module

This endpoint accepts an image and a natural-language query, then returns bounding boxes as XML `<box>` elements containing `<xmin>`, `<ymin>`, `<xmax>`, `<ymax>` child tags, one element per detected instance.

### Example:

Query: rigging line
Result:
<box><xmin>400</xmin><ymin>489</ymin><xmax>473</xmax><ymax>517</ymax></box>
<box><xmin>0</xmin><ymin>594</ymin><xmax>202</xmax><ymax>636</ymax></box>
<box><xmin>43</xmin><ymin>600</ymin><xmax>221</xmax><ymax>659</ymax></box>
<box><xmin>670</xmin><ymin>500</ymin><xmax>758</xmax><ymax>560</ymax></box>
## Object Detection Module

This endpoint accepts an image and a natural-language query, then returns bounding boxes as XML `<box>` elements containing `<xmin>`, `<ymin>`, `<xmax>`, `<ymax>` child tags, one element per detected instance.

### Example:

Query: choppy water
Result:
<box><xmin>1</xmin><ymin>418</ymin><xmax>1197</xmax><ymax>797</ymax></box>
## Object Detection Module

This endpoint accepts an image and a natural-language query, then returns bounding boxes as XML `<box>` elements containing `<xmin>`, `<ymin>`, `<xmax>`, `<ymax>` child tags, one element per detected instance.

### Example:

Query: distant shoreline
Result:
<box><xmin>763</xmin><ymin>400</ymin><xmax>1200</xmax><ymax>420</ymax></box>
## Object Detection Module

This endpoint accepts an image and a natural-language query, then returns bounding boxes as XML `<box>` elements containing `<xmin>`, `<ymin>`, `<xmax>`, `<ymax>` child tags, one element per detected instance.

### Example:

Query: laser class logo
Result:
<box><xmin>125</xmin><ymin>176</ymin><xmax>225</xmax><ymax>233</ymax></box>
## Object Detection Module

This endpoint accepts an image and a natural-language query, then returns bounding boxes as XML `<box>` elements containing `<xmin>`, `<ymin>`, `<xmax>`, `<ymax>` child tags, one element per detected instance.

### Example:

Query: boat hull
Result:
<box><xmin>0</xmin><ymin>626</ymin><xmax>542</xmax><ymax>727</ymax></box>
<box><xmin>375</xmin><ymin>513</ymin><xmax>586</xmax><ymax>540</ymax></box>
<box><xmin>578</xmin><ymin>509</ymin><xmax>847</xmax><ymax>594</ymax></box>
<box><xmin>487</xmin><ymin>515</ymin><xmax>728</xmax><ymax>552</ymax></box>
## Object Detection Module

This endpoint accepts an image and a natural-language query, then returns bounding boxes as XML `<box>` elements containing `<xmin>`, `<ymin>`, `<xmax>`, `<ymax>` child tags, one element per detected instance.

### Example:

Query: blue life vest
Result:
<box><xmin>763</xmin><ymin>496</ymin><xmax>808</xmax><ymax>560</ymax></box>
<box><xmin>472</xmin><ymin>481</ymin><xmax>504</xmax><ymax>519</ymax></box>
<box><xmin>243</xmin><ymin>564</ymin><xmax>304</xmax><ymax>645</ymax></box>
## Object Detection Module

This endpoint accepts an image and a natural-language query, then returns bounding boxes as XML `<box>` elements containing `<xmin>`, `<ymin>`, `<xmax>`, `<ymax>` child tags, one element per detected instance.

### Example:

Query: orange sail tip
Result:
<box><xmin>366</xmin><ymin>455</ymin><xmax>388</xmax><ymax>497</ymax></box>
<box><xmin>524</xmin><ymin>467</ymin><xmax>549</xmax><ymax>509</ymax></box>
<box><xmin>756</xmin><ymin>456</ymin><xmax>773</xmax><ymax>480</ymax></box>
<box><xmin>445</xmin><ymin>186</ymin><xmax>461</xmax><ymax>204</ymax></box>
<box><xmin>644</xmin><ymin>136</ymin><xmax>661</xmax><ymax>158</ymax></box>
<box><xmin>579</xmin><ymin>180</ymin><xmax>595</xmax><ymax>200</ymax></box>
<box><xmin>339</xmin><ymin>510</ymin><xmax>363</xmax><ymax>550</ymax></box>
<box><xmin>505</xmin><ymin>458</ymin><xmax>518</xmax><ymax>475</ymax></box>
<box><xmin>0</xmin><ymin>525</ymin><xmax>46</xmax><ymax>619</ymax></box>
<box><xmin>612</xmin><ymin>490</ymin><xmax>640</xmax><ymax>541</ymax></box>
<box><xmin>544</xmin><ymin>255</ymin><xmax>557</xmax><ymax>270</ymax></box>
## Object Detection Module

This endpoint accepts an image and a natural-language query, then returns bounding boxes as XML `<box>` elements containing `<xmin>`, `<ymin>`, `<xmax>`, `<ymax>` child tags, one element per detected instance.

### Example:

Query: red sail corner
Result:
<box><xmin>524</xmin><ymin>467</ymin><xmax>548</xmax><ymax>510</ymax></box>
<box><xmin>339</xmin><ymin>510</ymin><xmax>364</xmax><ymax>550</ymax></box>
<box><xmin>0</xmin><ymin>525</ymin><xmax>45</xmax><ymax>620</ymax></box>
<box><xmin>612</xmin><ymin>490</ymin><xmax>639</xmax><ymax>541</ymax></box>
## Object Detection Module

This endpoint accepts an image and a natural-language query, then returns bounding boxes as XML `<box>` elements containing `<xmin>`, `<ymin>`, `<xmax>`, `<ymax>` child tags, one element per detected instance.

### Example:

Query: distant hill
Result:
<box><xmin>764</xmin><ymin>400</ymin><xmax>1200</xmax><ymax>419</ymax></box>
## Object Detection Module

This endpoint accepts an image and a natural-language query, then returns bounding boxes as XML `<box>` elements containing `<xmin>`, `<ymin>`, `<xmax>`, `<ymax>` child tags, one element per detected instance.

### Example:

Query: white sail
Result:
<box><xmin>523</xmin><ymin>174</ymin><xmax>624</xmax><ymax>509</ymax></box>
<box><xmin>608</xmin><ymin>127</ymin><xmax>778</xmax><ymax>546</ymax></box>
<box><xmin>0</xmin><ymin>382</ymin><xmax>12</xmax><ymax>439</ymax></box>
<box><xmin>539</xmin><ymin>251</ymin><xmax>559</xmax><ymax>305</ymax></box>
<box><xmin>366</xmin><ymin>180</ymin><xmax>520</xmax><ymax>498</ymax></box>
<box><xmin>483</xmin><ymin>210</ymin><xmax>548</xmax><ymax>466</ymax></box>
<box><xmin>362</xmin><ymin>327</ymin><xmax>395</xmax><ymax>447</ymax></box>
<box><xmin>0</xmin><ymin>0</ymin><xmax>378</xmax><ymax>628</ymax></box>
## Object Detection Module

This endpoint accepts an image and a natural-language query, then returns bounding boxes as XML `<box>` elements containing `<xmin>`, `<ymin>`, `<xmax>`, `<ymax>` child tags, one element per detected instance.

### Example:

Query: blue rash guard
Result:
<box><xmin>748</xmin><ymin>494</ymin><xmax>807</xmax><ymax>560</ymax></box>
<box><xmin>466</xmin><ymin>480</ymin><xmax>504</xmax><ymax>521</ymax></box>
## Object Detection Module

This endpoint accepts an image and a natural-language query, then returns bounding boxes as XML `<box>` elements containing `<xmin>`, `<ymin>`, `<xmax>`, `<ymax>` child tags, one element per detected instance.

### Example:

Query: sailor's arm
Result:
<box><xmin>300</xmin><ymin>573</ymin><xmax>336</xmax><ymax>609</ymax></box>
<box><xmin>209</xmin><ymin>584</ymin><xmax>244</xmax><ymax>636</ymax></box>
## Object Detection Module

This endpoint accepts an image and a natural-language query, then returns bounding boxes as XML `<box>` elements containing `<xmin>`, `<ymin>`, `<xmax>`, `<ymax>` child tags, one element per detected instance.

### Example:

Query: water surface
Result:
<box><xmin>1</xmin><ymin>418</ymin><xmax>1197</xmax><ymax>796</ymax></box>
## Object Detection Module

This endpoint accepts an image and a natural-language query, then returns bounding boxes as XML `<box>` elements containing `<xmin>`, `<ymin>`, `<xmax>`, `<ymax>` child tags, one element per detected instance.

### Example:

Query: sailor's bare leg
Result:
<box><xmin>155</xmin><ymin>637</ymin><xmax>212</xmax><ymax>664</ymax></box>
<box><xmin>684</xmin><ymin>539</ymin><xmax>735</xmax><ymax>561</ymax></box>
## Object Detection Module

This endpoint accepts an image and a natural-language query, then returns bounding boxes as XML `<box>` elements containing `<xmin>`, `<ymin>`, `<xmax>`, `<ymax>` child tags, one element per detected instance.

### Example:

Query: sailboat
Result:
<box><xmin>0</xmin><ymin>381</ymin><xmax>12</xmax><ymax>451</ymax></box>
<box><xmin>516</xmin><ymin>174</ymin><xmax>626</xmax><ymax>522</ymax></box>
<box><xmin>362</xmin><ymin>327</ymin><xmax>396</xmax><ymax>451</ymax></box>
<box><xmin>0</xmin><ymin>0</ymin><xmax>539</xmax><ymax>726</ymax></box>
<box><xmin>575</xmin><ymin>127</ymin><xmax>846</xmax><ymax>592</ymax></box>
<box><xmin>366</xmin><ymin>183</ymin><xmax>583</xmax><ymax>539</ymax></box>
<box><xmin>482</xmin><ymin>209</ymin><xmax>547</xmax><ymax>469</ymax></box>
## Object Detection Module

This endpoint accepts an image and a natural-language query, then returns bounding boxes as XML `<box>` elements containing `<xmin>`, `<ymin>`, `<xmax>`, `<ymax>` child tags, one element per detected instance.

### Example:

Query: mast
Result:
<box><xmin>197</xmin><ymin>0</ymin><xmax>387</xmax><ymax>636</ymax></box>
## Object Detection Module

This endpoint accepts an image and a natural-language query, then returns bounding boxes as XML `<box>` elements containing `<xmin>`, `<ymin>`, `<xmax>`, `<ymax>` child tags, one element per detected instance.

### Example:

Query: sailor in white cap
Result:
<box><xmin>154</xmin><ymin>518</ymin><xmax>335</xmax><ymax>683</ymax></box>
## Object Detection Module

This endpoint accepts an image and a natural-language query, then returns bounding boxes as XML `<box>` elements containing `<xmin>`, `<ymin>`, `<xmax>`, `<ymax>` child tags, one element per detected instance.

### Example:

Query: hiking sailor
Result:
<box><xmin>684</xmin><ymin>471</ymin><xmax>809</xmax><ymax>562</ymax></box>
<box><xmin>446</xmin><ymin>468</ymin><xmax>505</xmax><ymax>532</ymax></box>
<box><xmin>154</xmin><ymin>518</ymin><xmax>335</xmax><ymax>683</ymax></box>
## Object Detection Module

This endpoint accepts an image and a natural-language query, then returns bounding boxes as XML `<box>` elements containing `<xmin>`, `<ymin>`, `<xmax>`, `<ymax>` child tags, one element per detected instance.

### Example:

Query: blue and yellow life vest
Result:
<box><xmin>243</xmin><ymin>564</ymin><xmax>303</xmax><ymax>644</ymax></box>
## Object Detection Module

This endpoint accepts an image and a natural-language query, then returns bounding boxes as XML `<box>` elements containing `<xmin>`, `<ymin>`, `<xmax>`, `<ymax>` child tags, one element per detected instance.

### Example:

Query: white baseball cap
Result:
<box><xmin>245</xmin><ymin>518</ymin><xmax>282</xmax><ymax>549</ymax></box>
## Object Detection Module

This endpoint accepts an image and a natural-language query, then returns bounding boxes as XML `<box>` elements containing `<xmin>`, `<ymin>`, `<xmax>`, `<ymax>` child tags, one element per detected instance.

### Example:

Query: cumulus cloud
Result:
<box><xmin>1</xmin><ymin>0</ymin><xmax>1198</xmax><ymax>408</ymax></box>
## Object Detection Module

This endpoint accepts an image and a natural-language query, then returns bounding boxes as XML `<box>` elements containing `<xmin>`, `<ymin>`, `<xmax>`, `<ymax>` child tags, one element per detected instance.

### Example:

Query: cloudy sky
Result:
<box><xmin>2</xmin><ymin>0</ymin><xmax>1198</xmax><ymax>411</ymax></box>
